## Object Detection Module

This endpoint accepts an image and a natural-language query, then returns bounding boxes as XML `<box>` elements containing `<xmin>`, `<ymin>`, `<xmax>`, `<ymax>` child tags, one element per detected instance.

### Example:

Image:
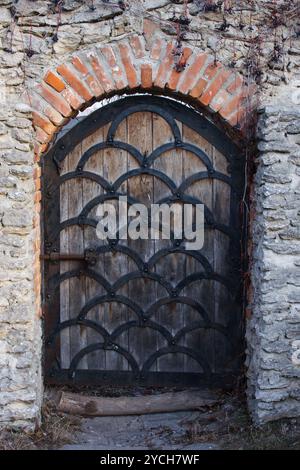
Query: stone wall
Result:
<box><xmin>0</xmin><ymin>0</ymin><xmax>299</xmax><ymax>429</ymax></box>
<box><xmin>247</xmin><ymin>104</ymin><xmax>300</xmax><ymax>423</ymax></box>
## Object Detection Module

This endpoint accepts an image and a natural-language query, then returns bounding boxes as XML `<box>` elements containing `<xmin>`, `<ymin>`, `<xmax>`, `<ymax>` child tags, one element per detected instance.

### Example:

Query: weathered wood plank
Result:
<box><xmin>102</xmin><ymin>119</ymin><xmax>129</xmax><ymax>371</ymax></box>
<box><xmin>127</xmin><ymin>112</ymin><xmax>156</xmax><ymax>374</ymax></box>
<box><xmin>153</xmin><ymin>116</ymin><xmax>185</xmax><ymax>373</ymax></box>
<box><xmin>67</xmin><ymin>143</ymin><xmax>88</xmax><ymax>369</ymax></box>
<box><xmin>58</xmin><ymin>390</ymin><xmax>218</xmax><ymax>416</ymax></box>
<box><xmin>181</xmin><ymin>126</ymin><xmax>215</xmax><ymax>373</ymax></box>
<box><xmin>212</xmin><ymin>147</ymin><xmax>233</xmax><ymax>373</ymax></box>
<box><xmin>60</xmin><ymin>149</ymin><xmax>70</xmax><ymax>369</ymax></box>
<box><xmin>81</xmin><ymin>126</ymin><xmax>107</xmax><ymax>370</ymax></box>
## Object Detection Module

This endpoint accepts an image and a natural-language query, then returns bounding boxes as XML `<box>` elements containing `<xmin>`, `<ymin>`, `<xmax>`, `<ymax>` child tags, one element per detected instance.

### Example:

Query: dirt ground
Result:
<box><xmin>1</xmin><ymin>389</ymin><xmax>300</xmax><ymax>450</ymax></box>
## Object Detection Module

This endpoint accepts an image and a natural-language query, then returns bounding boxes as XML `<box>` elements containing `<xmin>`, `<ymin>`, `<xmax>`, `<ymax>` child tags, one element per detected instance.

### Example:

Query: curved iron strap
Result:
<box><xmin>50</xmin><ymin>179</ymin><xmax>238</xmax><ymax>243</ymax></box>
<box><xmin>54</xmin><ymin>169</ymin><xmax>178</xmax><ymax>199</ymax></box>
<box><xmin>76</xmin><ymin>141</ymin><xmax>144</xmax><ymax>171</ymax></box>
<box><xmin>173</xmin><ymin>321</ymin><xmax>233</xmax><ymax>347</ymax></box>
<box><xmin>113</xmin><ymin>168</ymin><xmax>177</xmax><ymax>193</ymax></box>
<box><xmin>79</xmin><ymin>198</ymin><xmax>187</xmax><ymax>246</ymax></box>
<box><xmin>46</xmin><ymin>171</ymin><xmax>114</xmax><ymax>199</ymax></box>
<box><xmin>148</xmin><ymin>248</ymin><xmax>213</xmax><ymax>273</ymax></box>
<box><xmin>176</xmin><ymin>272</ymin><xmax>235</xmax><ymax>295</ymax></box>
<box><xmin>110</xmin><ymin>320</ymin><xmax>173</xmax><ymax>345</ymax></box>
<box><xmin>48</xmin><ymin>268</ymin><xmax>234</xmax><ymax>304</ymax></box>
<box><xmin>141</xmin><ymin>346</ymin><xmax>211</xmax><ymax>377</ymax></box>
<box><xmin>106</xmin><ymin>104</ymin><xmax>182</xmax><ymax>144</ymax></box>
<box><xmin>47</xmin><ymin>268</ymin><xmax>111</xmax><ymax>294</ymax></box>
<box><xmin>79</xmin><ymin>193</ymin><xmax>140</xmax><ymax>219</ymax></box>
<box><xmin>49</xmin><ymin>201</ymin><xmax>237</xmax><ymax>245</ymax></box>
<box><xmin>157</xmin><ymin>194</ymin><xmax>240</xmax><ymax>242</ymax></box>
<box><xmin>59</xmin><ymin>171</ymin><xmax>112</xmax><ymax>192</ymax></box>
<box><xmin>49</xmin><ymin>216</ymin><xmax>97</xmax><ymax>243</ymax></box>
<box><xmin>79</xmin><ymin>197</ymin><xmax>192</xmax><ymax>246</ymax></box>
<box><xmin>45</xmin><ymin>96</ymin><xmax>240</xmax><ymax>167</ymax></box>
<box><xmin>109</xmin><ymin>319</ymin><xmax>233</xmax><ymax>349</ymax></box>
<box><xmin>146</xmin><ymin>297</ymin><xmax>210</xmax><ymax>323</ymax></box>
<box><xmin>69</xmin><ymin>342</ymin><xmax>140</xmax><ymax>378</ymax></box>
<box><xmin>77</xmin><ymin>294</ymin><xmax>144</xmax><ymax>321</ymax></box>
<box><xmin>91</xmin><ymin>244</ymin><xmax>145</xmax><ymax>271</ymax></box>
<box><xmin>46</xmin><ymin>319</ymin><xmax>110</xmax><ymax>346</ymax></box>
<box><xmin>146</xmin><ymin>142</ymin><xmax>213</xmax><ymax>170</ymax></box>
<box><xmin>113</xmin><ymin>271</ymin><xmax>173</xmax><ymax>296</ymax></box>
<box><xmin>179</xmin><ymin>171</ymin><xmax>235</xmax><ymax>193</ymax></box>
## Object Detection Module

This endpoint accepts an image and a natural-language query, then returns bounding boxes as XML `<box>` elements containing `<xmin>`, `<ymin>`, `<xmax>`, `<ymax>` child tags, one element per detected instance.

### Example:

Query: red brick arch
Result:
<box><xmin>27</xmin><ymin>35</ymin><xmax>250</xmax><ymax>157</ymax></box>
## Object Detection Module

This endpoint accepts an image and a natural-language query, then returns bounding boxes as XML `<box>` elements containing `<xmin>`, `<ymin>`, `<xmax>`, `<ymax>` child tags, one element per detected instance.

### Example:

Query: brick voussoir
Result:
<box><xmin>71</xmin><ymin>55</ymin><xmax>104</xmax><ymax>98</ymax></box>
<box><xmin>200</xmin><ymin>68</ymin><xmax>234</xmax><ymax>106</ymax></box>
<box><xmin>32</xmin><ymin>111</ymin><xmax>56</xmax><ymax>135</ymax></box>
<box><xmin>56</xmin><ymin>63</ymin><xmax>94</xmax><ymax>102</ymax></box>
<box><xmin>35</xmin><ymin>126</ymin><xmax>52</xmax><ymax>145</ymax></box>
<box><xmin>154</xmin><ymin>42</ymin><xmax>175</xmax><ymax>89</ymax></box>
<box><xmin>219</xmin><ymin>86</ymin><xmax>253</xmax><ymax>119</ymax></box>
<box><xmin>87</xmin><ymin>51</ymin><xmax>115</xmax><ymax>94</ymax></box>
<box><xmin>141</xmin><ymin>63</ymin><xmax>153</xmax><ymax>89</ymax></box>
<box><xmin>100</xmin><ymin>45</ymin><xmax>128</xmax><ymax>91</ymax></box>
<box><xmin>209</xmin><ymin>89</ymin><xmax>231</xmax><ymax>113</ymax></box>
<box><xmin>167</xmin><ymin>47</ymin><xmax>193</xmax><ymax>91</ymax></box>
<box><xmin>44</xmin><ymin>70</ymin><xmax>66</xmax><ymax>93</ymax></box>
<box><xmin>118</xmin><ymin>42</ymin><xmax>139</xmax><ymax>89</ymax></box>
<box><xmin>150</xmin><ymin>36</ymin><xmax>165</xmax><ymax>62</ymax></box>
<box><xmin>26</xmin><ymin>91</ymin><xmax>63</xmax><ymax>127</ymax></box>
<box><xmin>72</xmin><ymin>55</ymin><xmax>89</xmax><ymax>76</ymax></box>
<box><xmin>43</xmin><ymin>104</ymin><xmax>66</xmax><ymax>127</ymax></box>
<box><xmin>61</xmin><ymin>87</ymin><xmax>84</xmax><ymax>111</ymax></box>
<box><xmin>177</xmin><ymin>51</ymin><xmax>209</xmax><ymax>95</ymax></box>
<box><xmin>129</xmin><ymin>35</ymin><xmax>146</xmax><ymax>59</ymax></box>
<box><xmin>35</xmin><ymin>83</ymin><xmax>72</xmax><ymax>118</ymax></box>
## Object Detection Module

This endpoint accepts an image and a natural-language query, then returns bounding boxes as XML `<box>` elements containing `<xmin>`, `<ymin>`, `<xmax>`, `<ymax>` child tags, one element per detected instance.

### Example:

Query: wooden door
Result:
<box><xmin>42</xmin><ymin>96</ymin><xmax>245</xmax><ymax>388</ymax></box>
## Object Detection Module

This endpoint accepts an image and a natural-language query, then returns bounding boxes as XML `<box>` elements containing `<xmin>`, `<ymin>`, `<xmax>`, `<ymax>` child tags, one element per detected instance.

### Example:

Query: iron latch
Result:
<box><xmin>40</xmin><ymin>249</ymin><xmax>97</xmax><ymax>266</ymax></box>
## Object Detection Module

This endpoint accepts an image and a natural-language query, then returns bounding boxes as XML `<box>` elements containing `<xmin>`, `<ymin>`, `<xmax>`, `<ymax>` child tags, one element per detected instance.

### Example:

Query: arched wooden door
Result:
<box><xmin>42</xmin><ymin>96</ymin><xmax>245</xmax><ymax>388</ymax></box>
